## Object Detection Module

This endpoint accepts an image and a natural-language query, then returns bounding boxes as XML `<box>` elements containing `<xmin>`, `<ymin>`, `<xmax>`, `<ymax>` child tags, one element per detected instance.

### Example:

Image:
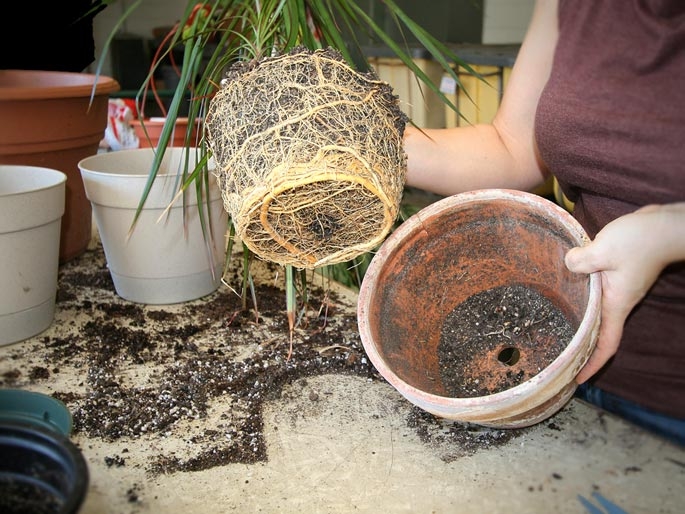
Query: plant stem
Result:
<box><xmin>285</xmin><ymin>264</ymin><xmax>296</xmax><ymax>359</ymax></box>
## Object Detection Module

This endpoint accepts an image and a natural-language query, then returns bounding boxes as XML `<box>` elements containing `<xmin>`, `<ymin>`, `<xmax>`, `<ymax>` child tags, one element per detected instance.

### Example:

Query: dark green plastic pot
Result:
<box><xmin>0</xmin><ymin>421</ymin><xmax>88</xmax><ymax>514</ymax></box>
<box><xmin>0</xmin><ymin>389</ymin><xmax>88</xmax><ymax>514</ymax></box>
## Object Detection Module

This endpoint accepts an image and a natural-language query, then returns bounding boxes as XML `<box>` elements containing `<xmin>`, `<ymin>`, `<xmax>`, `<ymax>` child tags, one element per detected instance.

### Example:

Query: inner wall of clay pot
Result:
<box><xmin>369</xmin><ymin>197</ymin><xmax>589</xmax><ymax>396</ymax></box>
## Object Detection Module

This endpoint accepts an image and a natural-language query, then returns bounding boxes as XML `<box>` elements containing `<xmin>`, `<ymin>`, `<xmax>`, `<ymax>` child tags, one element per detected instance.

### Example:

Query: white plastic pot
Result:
<box><xmin>78</xmin><ymin>148</ymin><xmax>227</xmax><ymax>304</ymax></box>
<box><xmin>0</xmin><ymin>165</ymin><xmax>66</xmax><ymax>345</ymax></box>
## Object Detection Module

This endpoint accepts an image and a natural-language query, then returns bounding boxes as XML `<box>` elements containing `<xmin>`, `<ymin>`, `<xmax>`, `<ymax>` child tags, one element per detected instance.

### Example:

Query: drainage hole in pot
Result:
<box><xmin>497</xmin><ymin>347</ymin><xmax>521</xmax><ymax>366</ymax></box>
<box><xmin>438</xmin><ymin>284</ymin><xmax>575</xmax><ymax>398</ymax></box>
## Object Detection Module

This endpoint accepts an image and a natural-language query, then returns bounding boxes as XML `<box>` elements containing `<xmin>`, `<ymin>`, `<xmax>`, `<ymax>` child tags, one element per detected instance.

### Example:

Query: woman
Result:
<box><xmin>404</xmin><ymin>0</ymin><xmax>685</xmax><ymax>445</ymax></box>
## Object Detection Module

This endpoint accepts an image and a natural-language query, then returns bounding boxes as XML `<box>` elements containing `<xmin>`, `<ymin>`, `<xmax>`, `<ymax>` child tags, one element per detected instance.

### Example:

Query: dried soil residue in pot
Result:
<box><xmin>438</xmin><ymin>284</ymin><xmax>575</xmax><ymax>397</ymax></box>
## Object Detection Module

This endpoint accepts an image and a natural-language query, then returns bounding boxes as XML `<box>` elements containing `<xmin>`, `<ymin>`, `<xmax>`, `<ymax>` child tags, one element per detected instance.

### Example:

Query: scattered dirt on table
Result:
<box><xmin>0</xmin><ymin>244</ymin><xmax>541</xmax><ymax>477</ymax></box>
<box><xmin>407</xmin><ymin>406</ymin><xmax>522</xmax><ymax>462</ymax></box>
<box><xmin>439</xmin><ymin>284</ymin><xmax>575</xmax><ymax>397</ymax></box>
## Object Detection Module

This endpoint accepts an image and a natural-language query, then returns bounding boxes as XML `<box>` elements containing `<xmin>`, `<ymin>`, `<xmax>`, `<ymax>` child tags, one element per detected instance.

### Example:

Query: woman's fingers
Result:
<box><xmin>575</xmin><ymin>272</ymin><xmax>625</xmax><ymax>384</ymax></box>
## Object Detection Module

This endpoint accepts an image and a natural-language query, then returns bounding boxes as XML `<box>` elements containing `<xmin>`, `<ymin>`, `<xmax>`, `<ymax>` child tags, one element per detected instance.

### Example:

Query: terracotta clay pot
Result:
<box><xmin>357</xmin><ymin>189</ymin><xmax>601</xmax><ymax>428</ymax></box>
<box><xmin>131</xmin><ymin>117</ymin><xmax>202</xmax><ymax>148</ymax></box>
<box><xmin>0</xmin><ymin>70</ymin><xmax>120</xmax><ymax>262</ymax></box>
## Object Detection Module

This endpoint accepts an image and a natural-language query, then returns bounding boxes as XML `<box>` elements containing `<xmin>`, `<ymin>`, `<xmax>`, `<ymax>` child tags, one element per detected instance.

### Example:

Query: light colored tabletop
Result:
<box><xmin>1</xmin><ymin>241</ymin><xmax>683</xmax><ymax>514</ymax></box>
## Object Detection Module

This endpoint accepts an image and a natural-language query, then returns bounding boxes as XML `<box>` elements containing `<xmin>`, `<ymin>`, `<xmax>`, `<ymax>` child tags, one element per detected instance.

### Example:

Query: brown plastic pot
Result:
<box><xmin>0</xmin><ymin>70</ymin><xmax>120</xmax><ymax>262</ymax></box>
<box><xmin>131</xmin><ymin>117</ymin><xmax>202</xmax><ymax>148</ymax></box>
<box><xmin>357</xmin><ymin>189</ymin><xmax>601</xmax><ymax>428</ymax></box>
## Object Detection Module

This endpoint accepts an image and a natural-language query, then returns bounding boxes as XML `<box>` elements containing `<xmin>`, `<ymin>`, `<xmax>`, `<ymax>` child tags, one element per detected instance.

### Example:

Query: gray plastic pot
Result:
<box><xmin>78</xmin><ymin>148</ymin><xmax>227</xmax><ymax>304</ymax></box>
<box><xmin>0</xmin><ymin>165</ymin><xmax>66</xmax><ymax>346</ymax></box>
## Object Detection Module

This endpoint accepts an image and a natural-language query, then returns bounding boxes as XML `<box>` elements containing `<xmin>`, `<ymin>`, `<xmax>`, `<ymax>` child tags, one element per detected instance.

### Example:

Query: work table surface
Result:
<box><xmin>0</xmin><ymin>240</ymin><xmax>683</xmax><ymax>514</ymax></box>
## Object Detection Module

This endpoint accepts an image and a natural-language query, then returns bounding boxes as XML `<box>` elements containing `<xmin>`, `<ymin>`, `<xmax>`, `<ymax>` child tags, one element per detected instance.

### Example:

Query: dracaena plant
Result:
<box><xmin>93</xmin><ymin>0</ymin><xmax>476</xmax><ymax>340</ymax></box>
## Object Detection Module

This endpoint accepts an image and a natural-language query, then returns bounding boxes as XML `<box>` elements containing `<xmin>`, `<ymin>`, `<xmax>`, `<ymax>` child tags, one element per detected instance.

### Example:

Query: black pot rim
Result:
<box><xmin>0</xmin><ymin>420</ymin><xmax>89</xmax><ymax>514</ymax></box>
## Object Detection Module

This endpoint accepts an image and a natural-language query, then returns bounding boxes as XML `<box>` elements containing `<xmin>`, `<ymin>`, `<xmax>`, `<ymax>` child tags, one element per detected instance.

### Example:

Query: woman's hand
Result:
<box><xmin>565</xmin><ymin>203</ymin><xmax>685</xmax><ymax>383</ymax></box>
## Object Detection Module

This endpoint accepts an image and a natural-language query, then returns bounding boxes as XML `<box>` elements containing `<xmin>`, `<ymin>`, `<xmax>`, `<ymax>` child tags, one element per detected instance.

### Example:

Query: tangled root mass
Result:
<box><xmin>207</xmin><ymin>47</ymin><xmax>407</xmax><ymax>269</ymax></box>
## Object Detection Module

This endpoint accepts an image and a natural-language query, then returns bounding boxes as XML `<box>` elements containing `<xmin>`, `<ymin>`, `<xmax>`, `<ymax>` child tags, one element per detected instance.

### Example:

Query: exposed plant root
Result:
<box><xmin>206</xmin><ymin>47</ymin><xmax>407</xmax><ymax>268</ymax></box>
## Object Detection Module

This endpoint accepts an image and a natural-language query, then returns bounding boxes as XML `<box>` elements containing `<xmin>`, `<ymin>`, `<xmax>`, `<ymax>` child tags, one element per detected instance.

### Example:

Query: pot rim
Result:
<box><xmin>358</xmin><ymin>188</ymin><xmax>602</xmax><ymax>412</ymax></box>
<box><xmin>78</xmin><ymin>147</ymin><xmax>213</xmax><ymax>180</ymax></box>
<box><xmin>0</xmin><ymin>69</ymin><xmax>119</xmax><ymax>100</ymax></box>
<box><xmin>0</xmin><ymin>165</ymin><xmax>67</xmax><ymax>197</ymax></box>
<box><xmin>0</xmin><ymin>389</ymin><xmax>72</xmax><ymax>435</ymax></box>
<box><xmin>132</xmin><ymin>117</ymin><xmax>202</xmax><ymax>124</ymax></box>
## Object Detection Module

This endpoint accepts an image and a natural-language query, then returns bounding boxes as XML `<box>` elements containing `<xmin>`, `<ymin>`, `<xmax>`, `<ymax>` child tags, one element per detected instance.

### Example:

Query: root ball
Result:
<box><xmin>206</xmin><ymin>47</ymin><xmax>407</xmax><ymax>268</ymax></box>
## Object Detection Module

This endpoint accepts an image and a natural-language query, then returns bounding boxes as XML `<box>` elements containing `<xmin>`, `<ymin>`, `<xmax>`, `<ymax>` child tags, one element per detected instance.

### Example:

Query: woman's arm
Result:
<box><xmin>567</xmin><ymin>203</ymin><xmax>685</xmax><ymax>383</ymax></box>
<box><xmin>404</xmin><ymin>0</ymin><xmax>559</xmax><ymax>196</ymax></box>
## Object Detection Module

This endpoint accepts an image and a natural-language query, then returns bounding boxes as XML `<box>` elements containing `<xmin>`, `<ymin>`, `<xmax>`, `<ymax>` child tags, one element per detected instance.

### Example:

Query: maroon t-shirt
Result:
<box><xmin>535</xmin><ymin>0</ymin><xmax>685</xmax><ymax>418</ymax></box>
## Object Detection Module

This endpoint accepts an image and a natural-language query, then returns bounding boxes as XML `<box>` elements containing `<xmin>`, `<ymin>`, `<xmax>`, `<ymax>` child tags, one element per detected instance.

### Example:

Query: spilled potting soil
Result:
<box><xmin>0</xmin><ymin>243</ymin><xmax>551</xmax><ymax>477</ymax></box>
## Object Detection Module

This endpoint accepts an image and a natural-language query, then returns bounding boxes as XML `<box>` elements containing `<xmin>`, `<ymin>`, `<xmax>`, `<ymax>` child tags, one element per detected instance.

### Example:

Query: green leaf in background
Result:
<box><xmin>95</xmin><ymin>0</ymin><xmax>484</xmax><ymax>326</ymax></box>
